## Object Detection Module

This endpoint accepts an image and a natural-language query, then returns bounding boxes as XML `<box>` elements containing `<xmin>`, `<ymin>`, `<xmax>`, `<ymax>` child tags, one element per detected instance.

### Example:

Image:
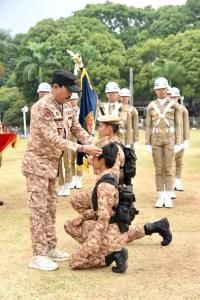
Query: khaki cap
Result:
<box><xmin>97</xmin><ymin>114</ymin><xmax>122</xmax><ymax>125</ymax></box>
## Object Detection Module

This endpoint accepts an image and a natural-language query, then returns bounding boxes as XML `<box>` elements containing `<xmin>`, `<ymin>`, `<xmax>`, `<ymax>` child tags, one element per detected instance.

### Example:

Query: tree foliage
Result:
<box><xmin>0</xmin><ymin>1</ymin><xmax>200</xmax><ymax>126</ymax></box>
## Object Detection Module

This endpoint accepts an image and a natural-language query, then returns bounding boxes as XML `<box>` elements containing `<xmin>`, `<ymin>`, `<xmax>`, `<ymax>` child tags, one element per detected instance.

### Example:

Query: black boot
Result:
<box><xmin>0</xmin><ymin>200</ymin><xmax>4</xmax><ymax>206</ymax></box>
<box><xmin>105</xmin><ymin>248</ymin><xmax>128</xmax><ymax>273</ymax></box>
<box><xmin>144</xmin><ymin>217</ymin><xmax>172</xmax><ymax>246</ymax></box>
<box><xmin>105</xmin><ymin>252</ymin><xmax>114</xmax><ymax>267</ymax></box>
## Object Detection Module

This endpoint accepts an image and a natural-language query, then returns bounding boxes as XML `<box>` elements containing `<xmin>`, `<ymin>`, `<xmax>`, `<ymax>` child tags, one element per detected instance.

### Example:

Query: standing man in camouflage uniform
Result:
<box><xmin>170</xmin><ymin>87</ymin><xmax>190</xmax><ymax>191</ymax></box>
<box><xmin>119</xmin><ymin>88</ymin><xmax>139</xmax><ymax>149</ymax></box>
<box><xmin>22</xmin><ymin>69</ymin><xmax>102</xmax><ymax>271</ymax></box>
<box><xmin>145</xmin><ymin>77</ymin><xmax>182</xmax><ymax>208</ymax></box>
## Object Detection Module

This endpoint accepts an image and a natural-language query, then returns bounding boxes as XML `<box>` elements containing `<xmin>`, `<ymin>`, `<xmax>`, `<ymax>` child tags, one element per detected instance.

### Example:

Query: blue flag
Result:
<box><xmin>77</xmin><ymin>68</ymin><xmax>97</xmax><ymax>167</ymax></box>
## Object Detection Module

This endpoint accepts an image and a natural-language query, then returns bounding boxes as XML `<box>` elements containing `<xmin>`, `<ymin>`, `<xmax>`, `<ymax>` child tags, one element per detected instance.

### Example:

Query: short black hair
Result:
<box><xmin>98</xmin><ymin>142</ymin><xmax>118</xmax><ymax>168</ymax></box>
<box><xmin>110</xmin><ymin>124</ymin><xmax>119</xmax><ymax>134</ymax></box>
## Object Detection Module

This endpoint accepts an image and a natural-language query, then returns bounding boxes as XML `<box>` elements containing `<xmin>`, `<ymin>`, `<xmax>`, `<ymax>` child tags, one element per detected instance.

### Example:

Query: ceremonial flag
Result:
<box><xmin>77</xmin><ymin>68</ymin><xmax>97</xmax><ymax>170</ymax></box>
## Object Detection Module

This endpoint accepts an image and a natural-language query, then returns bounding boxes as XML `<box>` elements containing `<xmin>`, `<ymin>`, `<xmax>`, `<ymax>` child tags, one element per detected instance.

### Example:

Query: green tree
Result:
<box><xmin>0</xmin><ymin>87</ymin><xmax>28</xmax><ymax>126</ymax></box>
<box><xmin>15</xmin><ymin>41</ymin><xmax>61</xmax><ymax>101</ymax></box>
<box><xmin>151</xmin><ymin>59</ymin><xmax>186</xmax><ymax>87</ymax></box>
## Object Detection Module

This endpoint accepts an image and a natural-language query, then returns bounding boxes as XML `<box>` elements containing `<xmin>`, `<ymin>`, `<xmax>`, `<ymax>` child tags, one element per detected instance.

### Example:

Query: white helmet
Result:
<box><xmin>119</xmin><ymin>88</ymin><xmax>131</xmax><ymax>97</ymax></box>
<box><xmin>154</xmin><ymin>77</ymin><xmax>169</xmax><ymax>90</ymax></box>
<box><xmin>171</xmin><ymin>87</ymin><xmax>180</xmax><ymax>97</ymax></box>
<box><xmin>105</xmin><ymin>81</ymin><xmax>120</xmax><ymax>93</ymax></box>
<box><xmin>70</xmin><ymin>93</ymin><xmax>79</xmax><ymax>100</ymax></box>
<box><xmin>167</xmin><ymin>86</ymin><xmax>172</xmax><ymax>94</ymax></box>
<box><xmin>37</xmin><ymin>82</ymin><xmax>51</xmax><ymax>93</ymax></box>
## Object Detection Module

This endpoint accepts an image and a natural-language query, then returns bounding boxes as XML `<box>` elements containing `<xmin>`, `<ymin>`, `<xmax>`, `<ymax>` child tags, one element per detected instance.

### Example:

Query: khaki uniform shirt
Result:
<box><xmin>22</xmin><ymin>93</ymin><xmax>94</xmax><ymax>179</ymax></box>
<box><xmin>118</xmin><ymin>105</ymin><xmax>139</xmax><ymax>145</ymax></box>
<box><xmin>180</xmin><ymin>105</ymin><xmax>190</xmax><ymax>143</ymax></box>
<box><xmin>145</xmin><ymin>99</ymin><xmax>181</xmax><ymax>145</ymax></box>
<box><xmin>109</xmin><ymin>137</ymin><xmax>125</xmax><ymax>182</ymax></box>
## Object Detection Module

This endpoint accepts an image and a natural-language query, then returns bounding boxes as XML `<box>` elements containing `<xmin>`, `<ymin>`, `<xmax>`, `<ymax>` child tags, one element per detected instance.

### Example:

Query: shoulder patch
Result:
<box><xmin>43</xmin><ymin>108</ymin><xmax>54</xmax><ymax>122</ymax></box>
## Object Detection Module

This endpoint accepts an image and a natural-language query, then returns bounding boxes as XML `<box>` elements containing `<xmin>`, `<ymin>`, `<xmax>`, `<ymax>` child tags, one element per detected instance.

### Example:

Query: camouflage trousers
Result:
<box><xmin>67</xmin><ymin>189</ymin><xmax>145</xmax><ymax>269</ymax></box>
<box><xmin>65</xmin><ymin>218</ymin><xmax>145</xmax><ymax>269</ymax></box>
<box><xmin>25</xmin><ymin>173</ymin><xmax>57</xmax><ymax>256</ymax></box>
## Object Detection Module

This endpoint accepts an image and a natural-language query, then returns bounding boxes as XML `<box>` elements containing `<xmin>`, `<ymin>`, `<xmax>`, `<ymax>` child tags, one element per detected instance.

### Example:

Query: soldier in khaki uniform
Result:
<box><xmin>65</xmin><ymin>143</ymin><xmax>172</xmax><ymax>272</ymax></box>
<box><xmin>100</xmin><ymin>82</ymin><xmax>121</xmax><ymax>116</ymax></box>
<box><xmin>22</xmin><ymin>69</ymin><xmax>102</xmax><ymax>271</ymax></box>
<box><xmin>57</xmin><ymin>93</ymin><xmax>83</xmax><ymax>196</ymax></box>
<box><xmin>70</xmin><ymin>115</ymin><xmax>125</xmax><ymax>215</ymax></box>
<box><xmin>170</xmin><ymin>87</ymin><xmax>190</xmax><ymax>191</ymax></box>
<box><xmin>145</xmin><ymin>77</ymin><xmax>182</xmax><ymax>208</ymax></box>
<box><xmin>37</xmin><ymin>82</ymin><xmax>51</xmax><ymax>99</ymax></box>
<box><xmin>119</xmin><ymin>88</ymin><xmax>139</xmax><ymax>149</ymax></box>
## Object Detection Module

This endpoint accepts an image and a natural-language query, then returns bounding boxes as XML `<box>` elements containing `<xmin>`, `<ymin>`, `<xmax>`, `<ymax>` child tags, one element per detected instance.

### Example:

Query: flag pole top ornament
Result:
<box><xmin>67</xmin><ymin>49</ymin><xmax>84</xmax><ymax>75</ymax></box>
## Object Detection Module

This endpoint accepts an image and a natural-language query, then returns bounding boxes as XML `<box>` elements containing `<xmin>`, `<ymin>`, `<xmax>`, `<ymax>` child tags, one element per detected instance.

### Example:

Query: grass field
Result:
<box><xmin>0</xmin><ymin>130</ymin><xmax>200</xmax><ymax>300</ymax></box>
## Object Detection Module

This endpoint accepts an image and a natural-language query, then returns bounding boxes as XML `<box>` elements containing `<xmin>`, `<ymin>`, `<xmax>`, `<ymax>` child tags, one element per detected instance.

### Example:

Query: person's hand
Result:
<box><xmin>182</xmin><ymin>140</ymin><xmax>189</xmax><ymax>150</ymax></box>
<box><xmin>174</xmin><ymin>144</ymin><xmax>182</xmax><ymax>153</ymax></box>
<box><xmin>81</xmin><ymin>144</ymin><xmax>102</xmax><ymax>156</ymax></box>
<box><xmin>145</xmin><ymin>144</ymin><xmax>152</xmax><ymax>153</ymax></box>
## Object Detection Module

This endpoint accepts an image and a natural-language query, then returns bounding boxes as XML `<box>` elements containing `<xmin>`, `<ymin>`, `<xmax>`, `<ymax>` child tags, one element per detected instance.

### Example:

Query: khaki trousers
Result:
<box><xmin>58</xmin><ymin>149</ymin><xmax>83</xmax><ymax>186</ymax></box>
<box><xmin>151</xmin><ymin>133</ymin><xmax>175</xmax><ymax>191</ymax></box>
<box><xmin>58</xmin><ymin>149</ymin><xmax>72</xmax><ymax>185</ymax></box>
<box><xmin>25</xmin><ymin>173</ymin><xmax>57</xmax><ymax>256</ymax></box>
<box><xmin>175</xmin><ymin>149</ymin><xmax>184</xmax><ymax>178</ymax></box>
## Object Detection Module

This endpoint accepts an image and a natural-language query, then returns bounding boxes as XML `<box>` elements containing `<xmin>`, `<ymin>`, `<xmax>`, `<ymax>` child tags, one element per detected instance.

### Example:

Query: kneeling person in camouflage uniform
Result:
<box><xmin>65</xmin><ymin>143</ymin><xmax>172</xmax><ymax>273</ymax></box>
<box><xmin>65</xmin><ymin>143</ymin><xmax>129</xmax><ymax>273</ymax></box>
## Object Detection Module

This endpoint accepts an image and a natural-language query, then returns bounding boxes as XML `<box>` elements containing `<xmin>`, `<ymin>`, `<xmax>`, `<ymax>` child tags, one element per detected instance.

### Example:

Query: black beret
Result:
<box><xmin>52</xmin><ymin>69</ymin><xmax>81</xmax><ymax>92</ymax></box>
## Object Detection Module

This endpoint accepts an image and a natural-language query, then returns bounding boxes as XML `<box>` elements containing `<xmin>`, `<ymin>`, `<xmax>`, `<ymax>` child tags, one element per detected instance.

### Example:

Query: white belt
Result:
<box><xmin>152</xmin><ymin>127</ymin><xmax>175</xmax><ymax>134</ymax></box>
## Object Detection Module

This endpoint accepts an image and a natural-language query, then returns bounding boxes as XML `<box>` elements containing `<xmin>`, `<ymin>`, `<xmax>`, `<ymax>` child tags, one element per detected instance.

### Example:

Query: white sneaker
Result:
<box><xmin>155</xmin><ymin>191</ymin><xmax>165</xmax><ymax>208</ymax></box>
<box><xmin>174</xmin><ymin>178</ymin><xmax>184</xmax><ymax>191</ymax></box>
<box><xmin>62</xmin><ymin>183</ymin><xmax>71</xmax><ymax>196</ymax></box>
<box><xmin>69</xmin><ymin>176</ymin><xmax>77</xmax><ymax>189</ymax></box>
<box><xmin>57</xmin><ymin>185</ymin><xmax>64</xmax><ymax>196</ymax></box>
<box><xmin>76</xmin><ymin>176</ymin><xmax>83</xmax><ymax>189</ymax></box>
<box><xmin>171</xmin><ymin>191</ymin><xmax>176</xmax><ymax>199</ymax></box>
<box><xmin>165</xmin><ymin>191</ymin><xmax>173</xmax><ymax>208</ymax></box>
<box><xmin>48</xmin><ymin>248</ymin><xmax>70</xmax><ymax>261</ymax></box>
<box><xmin>28</xmin><ymin>255</ymin><xmax>59</xmax><ymax>271</ymax></box>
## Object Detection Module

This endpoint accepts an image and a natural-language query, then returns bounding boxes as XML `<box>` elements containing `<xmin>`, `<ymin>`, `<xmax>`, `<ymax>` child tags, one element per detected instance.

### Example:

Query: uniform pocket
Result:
<box><xmin>164</xmin><ymin>133</ymin><xmax>175</xmax><ymax>150</ymax></box>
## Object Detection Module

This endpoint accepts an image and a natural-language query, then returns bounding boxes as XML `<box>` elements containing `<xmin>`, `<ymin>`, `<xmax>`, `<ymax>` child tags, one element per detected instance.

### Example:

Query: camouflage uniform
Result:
<box><xmin>70</xmin><ymin>136</ymin><xmax>125</xmax><ymax>214</ymax></box>
<box><xmin>22</xmin><ymin>93</ymin><xmax>94</xmax><ymax>256</ymax></box>
<box><xmin>65</xmin><ymin>169</ymin><xmax>145</xmax><ymax>269</ymax></box>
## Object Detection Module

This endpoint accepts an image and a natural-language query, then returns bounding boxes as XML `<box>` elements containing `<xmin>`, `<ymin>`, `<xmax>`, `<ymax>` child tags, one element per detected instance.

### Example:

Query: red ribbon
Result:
<box><xmin>0</xmin><ymin>133</ymin><xmax>17</xmax><ymax>152</ymax></box>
